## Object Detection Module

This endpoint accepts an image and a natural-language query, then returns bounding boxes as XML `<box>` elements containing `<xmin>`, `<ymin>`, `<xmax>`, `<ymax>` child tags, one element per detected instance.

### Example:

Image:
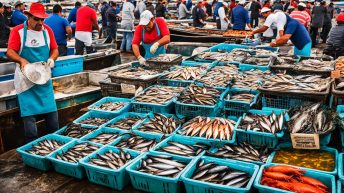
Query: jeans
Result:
<box><xmin>120</xmin><ymin>32</ymin><xmax>133</xmax><ymax>51</ymax></box>
<box><xmin>75</xmin><ymin>38</ymin><xmax>94</xmax><ymax>55</ymax></box>
<box><xmin>250</xmin><ymin>17</ymin><xmax>259</xmax><ymax>28</ymax></box>
<box><xmin>102</xmin><ymin>26</ymin><xmax>110</xmax><ymax>38</ymax></box>
<box><xmin>310</xmin><ymin>27</ymin><xmax>319</xmax><ymax>47</ymax></box>
<box><xmin>58</xmin><ymin>45</ymin><xmax>67</xmax><ymax>56</ymax></box>
<box><xmin>104</xmin><ymin>24</ymin><xmax>117</xmax><ymax>44</ymax></box>
<box><xmin>22</xmin><ymin>111</ymin><xmax>59</xmax><ymax>143</ymax></box>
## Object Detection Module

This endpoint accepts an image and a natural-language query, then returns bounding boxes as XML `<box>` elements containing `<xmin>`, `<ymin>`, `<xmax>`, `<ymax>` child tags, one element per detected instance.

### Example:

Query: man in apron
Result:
<box><xmin>6</xmin><ymin>3</ymin><xmax>59</xmax><ymax>142</ymax></box>
<box><xmin>132</xmin><ymin>10</ymin><xmax>170</xmax><ymax>65</ymax></box>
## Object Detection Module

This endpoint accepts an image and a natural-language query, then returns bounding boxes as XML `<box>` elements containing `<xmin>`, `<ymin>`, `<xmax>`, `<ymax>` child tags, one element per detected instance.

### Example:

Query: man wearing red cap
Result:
<box><xmin>6</xmin><ymin>3</ymin><xmax>59</xmax><ymax>142</ymax></box>
<box><xmin>324</xmin><ymin>14</ymin><xmax>344</xmax><ymax>59</ymax></box>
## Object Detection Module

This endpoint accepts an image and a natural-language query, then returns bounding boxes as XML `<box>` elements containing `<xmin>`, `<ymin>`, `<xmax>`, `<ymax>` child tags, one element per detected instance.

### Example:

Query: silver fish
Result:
<box><xmin>26</xmin><ymin>139</ymin><xmax>64</xmax><ymax>156</ymax></box>
<box><xmin>61</xmin><ymin>124</ymin><xmax>95</xmax><ymax>138</ymax></box>
<box><xmin>177</xmin><ymin>84</ymin><xmax>221</xmax><ymax>105</ymax></box>
<box><xmin>80</xmin><ymin>118</ymin><xmax>109</xmax><ymax>126</ymax></box>
<box><xmin>94</xmin><ymin>102</ymin><xmax>128</xmax><ymax>112</ymax></box>
<box><xmin>137</xmin><ymin>113</ymin><xmax>183</xmax><ymax>135</ymax></box>
<box><xmin>107</xmin><ymin>116</ymin><xmax>145</xmax><ymax>130</ymax></box>
<box><xmin>88</xmin><ymin>149</ymin><xmax>133</xmax><ymax>169</ymax></box>
<box><xmin>114</xmin><ymin>133</ymin><xmax>158</xmax><ymax>152</ymax></box>
<box><xmin>88</xmin><ymin>133</ymin><xmax>120</xmax><ymax>145</ymax></box>
<box><xmin>135</xmin><ymin>85</ymin><xmax>184</xmax><ymax>105</ymax></box>
<box><xmin>240</xmin><ymin>112</ymin><xmax>285</xmax><ymax>134</ymax></box>
<box><xmin>56</xmin><ymin>143</ymin><xmax>100</xmax><ymax>163</ymax></box>
<box><xmin>156</xmin><ymin>141</ymin><xmax>211</xmax><ymax>156</ymax></box>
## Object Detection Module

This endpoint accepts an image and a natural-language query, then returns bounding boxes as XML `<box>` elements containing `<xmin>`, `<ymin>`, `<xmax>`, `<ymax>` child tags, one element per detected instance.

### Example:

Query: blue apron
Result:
<box><xmin>17</xmin><ymin>22</ymin><xmax>57</xmax><ymax>117</ymax></box>
<box><xmin>142</xmin><ymin>21</ymin><xmax>166</xmax><ymax>59</ymax></box>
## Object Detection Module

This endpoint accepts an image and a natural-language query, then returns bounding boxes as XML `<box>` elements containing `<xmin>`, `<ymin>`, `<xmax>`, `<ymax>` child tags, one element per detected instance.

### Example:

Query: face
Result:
<box><xmin>262</xmin><ymin>11</ymin><xmax>270</xmax><ymax>18</ymax></box>
<box><xmin>19</xmin><ymin>4</ymin><xmax>25</xmax><ymax>11</ymax></box>
<box><xmin>28</xmin><ymin>15</ymin><xmax>44</xmax><ymax>31</ymax></box>
<box><xmin>0</xmin><ymin>7</ymin><xmax>4</xmax><ymax>14</ymax></box>
<box><xmin>144</xmin><ymin>19</ymin><xmax>154</xmax><ymax>31</ymax></box>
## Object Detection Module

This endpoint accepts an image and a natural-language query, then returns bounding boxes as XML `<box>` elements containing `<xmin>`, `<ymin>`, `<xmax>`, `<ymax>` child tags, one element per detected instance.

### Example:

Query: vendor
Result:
<box><xmin>231</xmin><ymin>0</ymin><xmax>251</xmax><ymax>30</ymax></box>
<box><xmin>192</xmin><ymin>0</ymin><xmax>207</xmax><ymax>28</ymax></box>
<box><xmin>270</xmin><ymin>14</ymin><xmax>312</xmax><ymax>56</ymax></box>
<box><xmin>6</xmin><ymin>3</ymin><xmax>59</xmax><ymax>142</ymax></box>
<box><xmin>11</xmin><ymin>1</ymin><xmax>27</xmax><ymax>26</ymax></box>
<box><xmin>132</xmin><ymin>10</ymin><xmax>170</xmax><ymax>65</ymax></box>
<box><xmin>218</xmin><ymin>2</ymin><xmax>229</xmax><ymax>31</ymax></box>
<box><xmin>323</xmin><ymin>14</ymin><xmax>344</xmax><ymax>59</ymax></box>
<box><xmin>252</xmin><ymin>7</ymin><xmax>286</xmax><ymax>39</ymax></box>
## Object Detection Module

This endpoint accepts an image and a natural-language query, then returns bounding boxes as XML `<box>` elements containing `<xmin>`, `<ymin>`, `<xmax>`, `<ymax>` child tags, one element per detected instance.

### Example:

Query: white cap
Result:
<box><xmin>223</xmin><ymin>2</ymin><xmax>228</xmax><ymax>6</ymax></box>
<box><xmin>238</xmin><ymin>0</ymin><xmax>246</xmax><ymax>4</ymax></box>
<box><xmin>298</xmin><ymin>2</ymin><xmax>307</xmax><ymax>7</ymax></box>
<box><xmin>261</xmin><ymin>7</ymin><xmax>271</xmax><ymax>13</ymax></box>
<box><xmin>218</xmin><ymin>0</ymin><xmax>224</xmax><ymax>3</ymax></box>
<box><xmin>139</xmin><ymin>10</ymin><xmax>154</xmax><ymax>25</ymax></box>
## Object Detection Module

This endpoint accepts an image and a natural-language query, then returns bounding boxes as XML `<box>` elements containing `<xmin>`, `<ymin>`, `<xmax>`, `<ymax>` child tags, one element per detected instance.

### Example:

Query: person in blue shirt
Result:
<box><xmin>68</xmin><ymin>1</ymin><xmax>81</xmax><ymax>23</ymax></box>
<box><xmin>186</xmin><ymin>0</ymin><xmax>193</xmax><ymax>10</ymax></box>
<box><xmin>270</xmin><ymin>14</ymin><xmax>312</xmax><ymax>57</ymax></box>
<box><xmin>101</xmin><ymin>1</ymin><xmax>111</xmax><ymax>38</ymax></box>
<box><xmin>11</xmin><ymin>1</ymin><xmax>27</xmax><ymax>26</ymax></box>
<box><xmin>44</xmin><ymin>4</ymin><xmax>72</xmax><ymax>56</ymax></box>
<box><xmin>231</xmin><ymin>0</ymin><xmax>251</xmax><ymax>30</ymax></box>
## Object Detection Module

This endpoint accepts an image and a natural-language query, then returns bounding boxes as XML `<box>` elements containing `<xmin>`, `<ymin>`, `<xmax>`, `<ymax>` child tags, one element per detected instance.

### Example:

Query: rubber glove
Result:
<box><xmin>47</xmin><ymin>58</ymin><xmax>55</xmax><ymax>68</ymax></box>
<box><xmin>150</xmin><ymin>42</ymin><xmax>160</xmax><ymax>55</ymax></box>
<box><xmin>138</xmin><ymin>56</ymin><xmax>146</xmax><ymax>66</ymax></box>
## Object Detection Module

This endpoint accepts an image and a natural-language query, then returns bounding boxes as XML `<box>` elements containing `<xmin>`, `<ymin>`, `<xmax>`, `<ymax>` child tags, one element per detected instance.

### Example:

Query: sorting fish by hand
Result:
<box><xmin>226</xmin><ymin>93</ymin><xmax>255</xmax><ymax>103</ymax></box>
<box><xmin>61</xmin><ymin>124</ymin><xmax>96</xmax><ymax>138</ymax></box>
<box><xmin>147</xmin><ymin>54</ymin><xmax>181</xmax><ymax>62</ymax></box>
<box><xmin>110</xmin><ymin>67</ymin><xmax>160</xmax><ymax>80</ymax></box>
<box><xmin>239</xmin><ymin>112</ymin><xmax>285</xmax><ymax>134</ymax></box>
<box><xmin>177</xmin><ymin>84</ymin><xmax>221</xmax><ymax>106</ymax></box>
<box><xmin>191</xmin><ymin>160</ymin><xmax>251</xmax><ymax>188</ymax></box>
<box><xmin>137</xmin><ymin>155</ymin><xmax>187</xmax><ymax>178</ymax></box>
<box><xmin>163</xmin><ymin>65</ymin><xmax>208</xmax><ymax>81</ymax></box>
<box><xmin>87</xmin><ymin>132</ymin><xmax>120</xmax><ymax>145</ymax></box>
<box><xmin>134</xmin><ymin>86</ymin><xmax>184</xmax><ymax>105</ymax></box>
<box><xmin>155</xmin><ymin>141</ymin><xmax>211</xmax><ymax>156</ymax></box>
<box><xmin>79</xmin><ymin>117</ymin><xmax>109</xmax><ymax>126</ymax></box>
<box><xmin>114</xmin><ymin>133</ymin><xmax>159</xmax><ymax>152</ymax></box>
<box><xmin>136</xmin><ymin>113</ymin><xmax>182</xmax><ymax>135</ymax></box>
<box><xmin>295</xmin><ymin>59</ymin><xmax>335</xmax><ymax>71</ymax></box>
<box><xmin>177</xmin><ymin>116</ymin><xmax>236</xmax><ymax>141</ymax></box>
<box><xmin>88</xmin><ymin>149</ymin><xmax>133</xmax><ymax>170</ymax></box>
<box><xmin>106</xmin><ymin>116</ymin><xmax>145</xmax><ymax>130</ymax></box>
<box><xmin>197</xmin><ymin>64</ymin><xmax>238</xmax><ymax>88</ymax></box>
<box><xmin>94</xmin><ymin>102</ymin><xmax>128</xmax><ymax>112</ymax></box>
<box><xmin>288</xmin><ymin>103</ymin><xmax>335</xmax><ymax>135</ymax></box>
<box><xmin>26</xmin><ymin>139</ymin><xmax>64</xmax><ymax>156</ymax></box>
<box><xmin>206</xmin><ymin>142</ymin><xmax>269</xmax><ymax>163</ymax></box>
<box><xmin>55</xmin><ymin>143</ymin><xmax>100</xmax><ymax>163</ymax></box>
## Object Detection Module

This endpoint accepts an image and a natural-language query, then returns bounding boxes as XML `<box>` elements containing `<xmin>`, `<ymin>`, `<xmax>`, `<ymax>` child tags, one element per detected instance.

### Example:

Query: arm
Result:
<box><xmin>271</xmin><ymin>34</ymin><xmax>292</xmax><ymax>46</ymax></box>
<box><xmin>157</xmin><ymin>35</ymin><xmax>170</xmax><ymax>46</ymax></box>
<box><xmin>66</xmin><ymin>26</ymin><xmax>72</xmax><ymax>40</ymax></box>
<box><xmin>91</xmin><ymin>10</ymin><xmax>100</xmax><ymax>32</ymax></box>
<box><xmin>19</xmin><ymin>13</ymin><xmax>28</xmax><ymax>24</ymax></box>
<box><xmin>49</xmin><ymin>48</ymin><xmax>59</xmax><ymax>60</ymax></box>
<box><xmin>252</xmin><ymin>25</ymin><xmax>269</xmax><ymax>34</ymax></box>
<box><xmin>133</xmin><ymin>44</ymin><xmax>141</xmax><ymax>58</ymax></box>
<box><xmin>6</xmin><ymin>49</ymin><xmax>28</xmax><ymax>68</ymax></box>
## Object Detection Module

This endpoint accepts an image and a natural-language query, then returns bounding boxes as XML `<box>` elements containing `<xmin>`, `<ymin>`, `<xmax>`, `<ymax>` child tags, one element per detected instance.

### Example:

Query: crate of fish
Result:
<box><xmin>151</xmin><ymin>135</ymin><xmax>212</xmax><ymax>157</ymax></box>
<box><xmin>133</xmin><ymin>113</ymin><xmax>184</xmax><ymax>137</ymax></box>
<box><xmin>146</xmin><ymin>54</ymin><xmax>183</xmax><ymax>71</ymax></box>
<box><xmin>206</xmin><ymin>142</ymin><xmax>271</xmax><ymax>165</ymax></box>
<box><xmin>231</xmin><ymin>70</ymin><xmax>269</xmax><ymax>91</ymax></box>
<box><xmin>79</xmin><ymin>127</ymin><xmax>126</xmax><ymax>145</ymax></box>
<box><xmin>192</xmin><ymin>50</ymin><xmax>247</xmax><ymax>64</ymax></box>
<box><xmin>254</xmin><ymin>164</ymin><xmax>335</xmax><ymax>193</ymax></box>
<box><xmin>126</xmin><ymin>151</ymin><xmax>194</xmax><ymax>193</ymax></box>
<box><xmin>99</xmin><ymin>79</ymin><xmax>135</xmax><ymax>98</ymax></box>
<box><xmin>131</xmin><ymin>85</ymin><xmax>184</xmax><ymax>113</ymax></box>
<box><xmin>180</xmin><ymin>61</ymin><xmax>212</xmax><ymax>67</ymax></box>
<box><xmin>175</xmin><ymin>116</ymin><xmax>239</xmax><ymax>145</ymax></box>
<box><xmin>290</xmin><ymin>58</ymin><xmax>335</xmax><ymax>77</ymax></box>
<box><xmin>339</xmin><ymin>153</ymin><xmax>344</xmax><ymax>182</ymax></box>
<box><xmin>48</xmin><ymin>141</ymin><xmax>102</xmax><ymax>179</ymax></box>
<box><xmin>286</xmin><ymin>103</ymin><xmax>335</xmax><ymax>146</ymax></box>
<box><xmin>181</xmin><ymin>156</ymin><xmax>259</xmax><ymax>193</ymax></box>
<box><xmin>239</xmin><ymin>56</ymin><xmax>272</xmax><ymax>72</ymax></box>
<box><xmin>269</xmin><ymin>54</ymin><xmax>300</xmax><ymax>73</ymax></box>
<box><xmin>16</xmin><ymin>134</ymin><xmax>73</xmax><ymax>171</ymax></box>
<box><xmin>110</xmin><ymin>132</ymin><xmax>163</xmax><ymax>152</ymax></box>
<box><xmin>73</xmin><ymin>111</ymin><xmax>117</xmax><ymax>127</ymax></box>
<box><xmin>102</xmin><ymin>112</ymin><xmax>148</xmax><ymax>132</ymax></box>
<box><xmin>88</xmin><ymin>97</ymin><xmax>132</xmax><ymax>115</ymax></box>
<box><xmin>55</xmin><ymin>123</ymin><xmax>98</xmax><ymax>139</ymax></box>
<box><xmin>331</xmin><ymin>78</ymin><xmax>344</xmax><ymax>108</ymax></box>
<box><xmin>208</xmin><ymin>43</ymin><xmax>248</xmax><ymax>53</ymax></box>
<box><xmin>175</xmin><ymin>84</ymin><xmax>226</xmax><ymax>118</ymax></box>
<box><xmin>223</xmin><ymin>88</ymin><xmax>259</xmax><ymax>111</ymax></box>
<box><xmin>79</xmin><ymin>146</ymin><xmax>141</xmax><ymax>190</ymax></box>
<box><xmin>226</xmin><ymin>108</ymin><xmax>247</xmax><ymax>120</ymax></box>
<box><xmin>236</xmin><ymin>109</ymin><xmax>286</xmax><ymax>148</ymax></box>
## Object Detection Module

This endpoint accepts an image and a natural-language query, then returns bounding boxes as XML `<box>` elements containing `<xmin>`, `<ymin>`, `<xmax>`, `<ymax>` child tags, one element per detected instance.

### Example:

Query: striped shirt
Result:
<box><xmin>290</xmin><ymin>10</ymin><xmax>311</xmax><ymax>27</ymax></box>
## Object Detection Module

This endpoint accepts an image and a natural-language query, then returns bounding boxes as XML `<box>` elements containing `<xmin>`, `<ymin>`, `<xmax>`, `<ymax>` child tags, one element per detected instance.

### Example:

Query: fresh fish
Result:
<box><xmin>242</xmin><ymin>57</ymin><xmax>270</xmax><ymax>66</ymax></box>
<box><xmin>271</xmin><ymin>54</ymin><xmax>299</xmax><ymax>68</ymax></box>
<box><xmin>147</xmin><ymin>54</ymin><xmax>180</xmax><ymax>62</ymax></box>
<box><xmin>196</xmin><ymin>52</ymin><xmax>237</xmax><ymax>63</ymax></box>
<box><xmin>79</xmin><ymin>118</ymin><xmax>109</xmax><ymax>126</ymax></box>
<box><xmin>137</xmin><ymin>113</ymin><xmax>183</xmax><ymax>135</ymax></box>
<box><xmin>177</xmin><ymin>84</ymin><xmax>221</xmax><ymax>105</ymax></box>
<box><xmin>226</xmin><ymin>93</ymin><xmax>255</xmax><ymax>103</ymax></box>
<box><xmin>239</xmin><ymin>112</ymin><xmax>285</xmax><ymax>134</ymax></box>
<box><xmin>88</xmin><ymin>149</ymin><xmax>133</xmax><ymax>169</ymax></box>
<box><xmin>110</xmin><ymin>67</ymin><xmax>160</xmax><ymax>79</ymax></box>
<box><xmin>61</xmin><ymin>124</ymin><xmax>95</xmax><ymax>138</ymax></box>
<box><xmin>156</xmin><ymin>141</ymin><xmax>211</xmax><ymax>156</ymax></box>
<box><xmin>88</xmin><ymin>132</ymin><xmax>120</xmax><ymax>145</ymax></box>
<box><xmin>94</xmin><ymin>102</ymin><xmax>127</xmax><ymax>112</ymax></box>
<box><xmin>107</xmin><ymin>116</ymin><xmax>144</xmax><ymax>130</ymax></box>
<box><xmin>55</xmin><ymin>143</ymin><xmax>100</xmax><ymax>163</ymax></box>
<box><xmin>294</xmin><ymin>59</ymin><xmax>335</xmax><ymax>71</ymax></box>
<box><xmin>134</xmin><ymin>85</ymin><xmax>184</xmax><ymax>105</ymax></box>
<box><xmin>164</xmin><ymin>65</ymin><xmax>208</xmax><ymax>81</ymax></box>
<box><xmin>232</xmin><ymin>70</ymin><xmax>271</xmax><ymax>90</ymax></box>
<box><xmin>26</xmin><ymin>139</ymin><xmax>64</xmax><ymax>156</ymax></box>
<box><xmin>197</xmin><ymin>64</ymin><xmax>238</xmax><ymax>88</ymax></box>
<box><xmin>114</xmin><ymin>133</ymin><xmax>158</xmax><ymax>152</ymax></box>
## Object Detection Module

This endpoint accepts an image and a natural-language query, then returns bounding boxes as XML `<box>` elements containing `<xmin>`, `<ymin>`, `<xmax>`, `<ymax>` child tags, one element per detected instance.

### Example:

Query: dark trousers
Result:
<box><xmin>75</xmin><ymin>38</ymin><xmax>94</xmax><ymax>55</ymax></box>
<box><xmin>310</xmin><ymin>26</ymin><xmax>319</xmax><ymax>47</ymax></box>
<box><xmin>216</xmin><ymin>19</ymin><xmax>221</xmax><ymax>29</ymax></box>
<box><xmin>321</xmin><ymin>24</ymin><xmax>332</xmax><ymax>43</ymax></box>
<box><xmin>250</xmin><ymin>17</ymin><xmax>259</xmax><ymax>28</ymax></box>
<box><xmin>104</xmin><ymin>24</ymin><xmax>117</xmax><ymax>44</ymax></box>
<box><xmin>23</xmin><ymin>111</ymin><xmax>59</xmax><ymax>143</ymax></box>
<box><xmin>58</xmin><ymin>45</ymin><xmax>67</xmax><ymax>56</ymax></box>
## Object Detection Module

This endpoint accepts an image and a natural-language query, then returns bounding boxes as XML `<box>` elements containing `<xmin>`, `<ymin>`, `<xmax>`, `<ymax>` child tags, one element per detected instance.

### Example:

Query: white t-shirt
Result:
<box><xmin>218</xmin><ymin>7</ymin><xmax>229</xmax><ymax>31</ymax></box>
<box><xmin>264</xmin><ymin>11</ymin><xmax>287</xmax><ymax>31</ymax></box>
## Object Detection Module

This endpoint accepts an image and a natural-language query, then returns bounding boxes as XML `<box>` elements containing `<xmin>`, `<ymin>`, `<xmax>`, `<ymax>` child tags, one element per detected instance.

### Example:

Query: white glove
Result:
<box><xmin>47</xmin><ymin>58</ymin><xmax>55</xmax><ymax>68</ymax></box>
<box><xmin>138</xmin><ymin>56</ymin><xmax>146</xmax><ymax>66</ymax></box>
<box><xmin>150</xmin><ymin>42</ymin><xmax>160</xmax><ymax>55</ymax></box>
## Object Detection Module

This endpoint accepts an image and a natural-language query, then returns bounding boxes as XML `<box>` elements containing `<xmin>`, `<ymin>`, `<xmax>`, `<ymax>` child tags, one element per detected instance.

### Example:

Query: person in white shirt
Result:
<box><xmin>218</xmin><ymin>2</ymin><xmax>229</xmax><ymax>30</ymax></box>
<box><xmin>178</xmin><ymin>0</ymin><xmax>190</xmax><ymax>19</ymax></box>
<box><xmin>120</xmin><ymin>0</ymin><xmax>135</xmax><ymax>52</ymax></box>
<box><xmin>135</xmin><ymin>0</ymin><xmax>146</xmax><ymax>16</ymax></box>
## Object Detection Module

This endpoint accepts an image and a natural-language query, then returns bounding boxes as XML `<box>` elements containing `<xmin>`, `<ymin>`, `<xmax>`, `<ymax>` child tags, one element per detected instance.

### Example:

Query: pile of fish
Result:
<box><xmin>79</xmin><ymin>117</ymin><xmax>109</xmax><ymax>126</ymax></box>
<box><xmin>242</xmin><ymin>57</ymin><xmax>271</xmax><ymax>66</ymax></box>
<box><xmin>177</xmin><ymin>84</ymin><xmax>221</xmax><ymax>105</ymax></box>
<box><xmin>198</xmin><ymin>64</ymin><xmax>238</xmax><ymax>88</ymax></box>
<box><xmin>225</xmin><ymin>93</ymin><xmax>255</xmax><ymax>103</ymax></box>
<box><xmin>156</xmin><ymin>141</ymin><xmax>211</xmax><ymax>156</ymax></box>
<box><xmin>56</xmin><ymin>143</ymin><xmax>100</xmax><ymax>163</ymax></box>
<box><xmin>163</xmin><ymin>65</ymin><xmax>208</xmax><ymax>81</ymax></box>
<box><xmin>294</xmin><ymin>59</ymin><xmax>334</xmax><ymax>71</ymax></box>
<box><xmin>61</xmin><ymin>124</ymin><xmax>95</xmax><ymax>138</ymax></box>
<box><xmin>137</xmin><ymin>113</ymin><xmax>182</xmax><ymax>135</ymax></box>
<box><xmin>88</xmin><ymin>149</ymin><xmax>133</xmax><ymax>169</ymax></box>
<box><xmin>148</xmin><ymin>54</ymin><xmax>180</xmax><ymax>62</ymax></box>
<box><xmin>94</xmin><ymin>102</ymin><xmax>127</xmax><ymax>112</ymax></box>
<box><xmin>137</xmin><ymin>155</ymin><xmax>187</xmax><ymax>177</ymax></box>
<box><xmin>191</xmin><ymin>160</ymin><xmax>251</xmax><ymax>188</ymax></box>
<box><xmin>206</xmin><ymin>142</ymin><xmax>269</xmax><ymax>163</ymax></box>
<box><xmin>88</xmin><ymin>132</ymin><xmax>120</xmax><ymax>145</ymax></box>
<box><xmin>135</xmin><ymin>86</ymin><xmax>184</xmax><ymax>105</ymax></box>
<box><xmin>196</xmin><ymin>52</ymin><xmax>236</xmax><ymax>63</ymax></box>
<box><xmin>288</xmin><ymin>103</ymin><xmax>335</xmax><ymax>134</ymax></box>
<box><xmin>239</xmin><ymin>112</ymin><xmax>285</xmax><ymax>134</ymax></box>
<box><xmin>261</xmin><ymin>165</ymin><xmax>330</xmax><ymax>193</ymax></box>
<box><xmin>252</xmin><ymin>49</ymin><xmax>274</xmax><ymax>57</ymax></box>
<box><xmin>232</xmin><ymin>70</ymin><xmax>269</xmax><ymax>90</ymax></box>
<box><xmin>110</xmin><ymin>67</ymin><xmax>160</xmax><ymax>79</ymax></box>
<box><xmin>272</xmin><ymin>54</ymin><xmax>299</xmax><ymax>67</ymax></box>
<box><xmin>26</xmin><ymin>139</ymin><xmax>64</xmax><ymax>156</ymax></box>
<box><xmin>107</xmin><ymin>116</ymin><xmax>145</xmax><ymax>130</ymax></box>
<box><xmin>228</xmin><ymin>49</ymin><xmax>251</xmax><ymax>62</ymax></box>
<box><xmin>260</xmin><ymin>74</ymin><xmax>331</xmax><ymax>93</ymax></box>
<box><xmin>177</xmin><ymin>116</ymin><xmax>236</xmax><ymax>141</ymax></box>
<box><xmin>115</xmin><ymin>133</ymin><xmax>158</xmax><ymax>151</ymax></box>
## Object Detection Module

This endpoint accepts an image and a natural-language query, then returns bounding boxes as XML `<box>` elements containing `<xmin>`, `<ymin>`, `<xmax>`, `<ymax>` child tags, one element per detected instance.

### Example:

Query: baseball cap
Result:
<box><xmin>139</xmin><ymin>10</ymin><xmax>154</xmax><ymax>25</ymax></box>
<box><xmin>223</xmin><ymin>2</ymin><xmax>228</xmax><ymax>6</ymax></box>
<box><xmin>299</xmin><ymin>2</ymin><xmax>307</xmax><ymax>7</ymax></box>
<box><xmin>238</xmin><ymin>0</ymin><xmax>246</xmax><ymax>4</ymax></box>
<box><xmin>261</xmin><ymin>7</ymin><xmax>271</xmax><ymax>13</ymax></box>
<box><xmin>4</xmin><ymin>3</ymin><xmax>11</xmax><ymax>8</ymax></box>
<box><xmin>14</xmin><ymin>1</ymin><xmax>23</xmax><ymax>7</ymax></box>
<box><xmin>337</xmin><ymin>13</ymin><xmax>344</xmax><ymax>22</ymax></box>
<box><xmin>24</xmin><ymin>3</ymin><xmax>49</xmax><ymax>19</ymax></box>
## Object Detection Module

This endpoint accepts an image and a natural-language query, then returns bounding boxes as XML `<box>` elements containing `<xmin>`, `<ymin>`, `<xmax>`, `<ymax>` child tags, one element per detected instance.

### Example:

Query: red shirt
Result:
<box><xmin>76</xmin><ymin>6</ymin><xmax>97</xmax><ymax>32</ymax></box>
<box><xmin>290</xmin><ymin>10</ymin><xmax>311</xmax><ymax>26</ymax></box>
<box><xmin>8</xmin><ymin>23</ymin><xmax>57</xmax><ymax>53</ymax></box>
<box><xmin>132</xmin><ymin>18</ymin><xmax>170</xmax><ymax>45</ymax></box>
<box><xmin>230</xmin><ymin>2</ymin><xmax>236</xmax><ymax>9</ymax></box>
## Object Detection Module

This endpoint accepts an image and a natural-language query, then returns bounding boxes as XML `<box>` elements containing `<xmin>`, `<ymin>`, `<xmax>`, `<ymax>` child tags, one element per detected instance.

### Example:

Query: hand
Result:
<box><xmin>19</xmin><ymin>58</ymin><xmax>29</xmax><ymax>69</ymax></box>
<box><xmin>270</xmin><ymin>42</ymin><xmax>277</xmax><ymax>47</ymax></box>
<box><xmin>47</xmin><ymin>58</ymin><xmax>55</xmax><ymax>68</ymax></box>
<box><xmin>150</xmin><ymin>42</ymin><xmax>160</xmax><ymax>55</ymax></box>
<box><xmin>138</xmin><ymin>56</ymin><xmax>146</xmax><ymax>66</ymax></box>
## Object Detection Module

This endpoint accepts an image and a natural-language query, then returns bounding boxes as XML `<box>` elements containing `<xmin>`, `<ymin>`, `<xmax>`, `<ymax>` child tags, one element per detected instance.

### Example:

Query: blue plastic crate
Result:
<box><xmin>236</xmin><ymin>109</ymin><xmax>286</xmax><ymax>148</ymax></box>
<box><xmin>73</xmin><ymin>111</ymin><xmax>118</xmax><ymax>127</ymax></box>
<box><xmin>338</xmin><ymin>180</ymin><xmax>343</xmax><ymax>193</ymax></box>
<box><xmin>79</xmin><ymin>127</ymin><xmax>127</xmax><ymax>145</ymax></box>
<box><xmin>52</xmin><ymin>55</ymin><xmax>84</xmax><ymax>77</ymax></box>
<box><xmin>16</xmin><ymin>134</ymin><xmax>73</xmax><ymax>171</ymax></box>
<box><xmin>47</xmin><ymin>141</ymin><xmax>102</xmax><ymax>179</ymax></box>
<box><xmin>239</xmin><ymin>63</ymin><xmax>270</xmax><ymax>72</ymax></box>
<box><xmin>181</xmin><ymin>156</ymin><xmax>259</xmax><ymax>193</ymax></box>
<box><xmin>223</xmin><ymin>88</ymin><xmax>259</xmax><ymax>111</ymax></box>
<box><xmin>88</xmin><ymin>97</ymin><xmax>132</xmax><ymax>116</ymax></box>
<box><xmin>339</xmin><ymin>153</ymin><xmax>343</xmax><ymax>182</ymax></box>
<box><xmin>254</xmin><ymin>46</ymin><xmax>279</xmax><ymax>53</ymax></box>
<box><xmin>158</xmin><ymin>78</ymin><xmax>194</xmax><ymax>87</ymax></box>
<box><xmin>267</xmin><ymin>143</ymin><xmax>338</xmax><ymax>176</ymax></box>
<box><xmin>180</xmin><ymin>61</ymin><xmax>212</xmax><ymax>67</ymax></box>
<box><xmin>126</xmin><ymin>151</ymin><xmax>194</xmax><ymax>193</ymax></box>
<box><xmin>254</xmin><ymin>163</ymin><xmax>336</xmax><ymax>193</ymax></box>
<box><xmin>54</xmin><ymin>124</ymin><xmax>98</xmax><ymax>139</ymax></box>
<box><xmin>102</xmin><ymin>112</ymin><xmax>148</xmax><ymax>132</ymax></box>
<box><xmin>0</xmin><ymin>74</ymin><xmax>14</xmax><ymax>82</ymax></box>
<box><xmin>67</xmin><ymin>47</ymin><xmax>75</xmax><ymax>55</ymax></box>
<box><xmin>79</xmin><ymin>146</ymin><xmax>142</xmax><ymax>190</ymax></box>
<box><xmin>208</xmin><ymin>43</ymin><xmax>249</xmax><ymax>53</ymax></box>
<box><xmin>110</xmin><ymin>132</ymin><xmax>163</xmax><ymax>152</ymax></box>
<box><xmin>225</xmin><ymin>108</ymin><xmax>247</xmax><ymax>120</ymax></box>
